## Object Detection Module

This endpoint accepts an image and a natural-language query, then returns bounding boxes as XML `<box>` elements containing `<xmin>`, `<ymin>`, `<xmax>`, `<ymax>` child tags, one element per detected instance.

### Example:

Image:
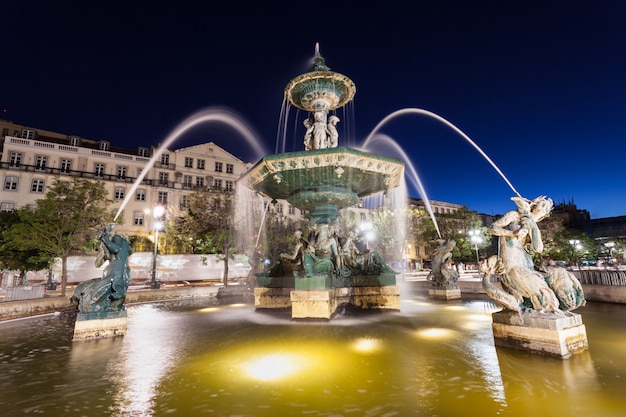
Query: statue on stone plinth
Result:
<box><xmin>482</xmin><ymin>196</ymin><xmax>585</xmax><ymax>313</ymax></box>
<box><xmin>427</xmin><ymin>239</ymin><xmax>460</xmax><ymax>288</ymax></box>
<box><xmin>71</xmin><ymin>224</ymin><xmax>132</xmax><ymax>315</ymax></box>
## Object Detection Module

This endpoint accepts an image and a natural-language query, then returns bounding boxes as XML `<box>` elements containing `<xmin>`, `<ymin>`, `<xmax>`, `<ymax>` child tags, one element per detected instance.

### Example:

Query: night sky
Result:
<box><xmin>3</xmin><ymin>1</ymin><xmax>626</xmax><ymax>218</ymax></box>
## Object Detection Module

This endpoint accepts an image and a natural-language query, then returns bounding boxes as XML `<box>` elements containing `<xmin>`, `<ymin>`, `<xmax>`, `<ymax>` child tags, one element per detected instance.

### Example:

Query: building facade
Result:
<box><xmin>0</xmin><ymin>119</ymin><xmax>257</xmax><ymax>238</ymax></box>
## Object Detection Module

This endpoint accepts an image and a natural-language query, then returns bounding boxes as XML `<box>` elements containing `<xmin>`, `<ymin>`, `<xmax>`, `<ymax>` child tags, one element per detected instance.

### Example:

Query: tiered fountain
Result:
<box><xmin>240</xmin><ymin>46</ymin><xmax>404</xmax><ymax>319</ymax></box>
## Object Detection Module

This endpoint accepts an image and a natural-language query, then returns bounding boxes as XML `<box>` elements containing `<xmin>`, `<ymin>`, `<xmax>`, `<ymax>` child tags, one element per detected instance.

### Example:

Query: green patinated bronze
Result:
<box><xmin>244</xmin><ymin>47</ymin><xmax>402</xmax><ymax>311</ymax></box>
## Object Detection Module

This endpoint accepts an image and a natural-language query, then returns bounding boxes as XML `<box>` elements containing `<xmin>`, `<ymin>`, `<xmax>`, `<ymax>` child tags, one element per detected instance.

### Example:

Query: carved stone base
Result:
<box><xmin>291</xmin><ymin>289</ymin><xmax>337</xmax><ymax>319</ymax></box>
<box><xmin>349</xmin><ymin>285</ymin><xmax>401</xmax><ymax>310</ymax></box>
<box><xmin>492</xmin><ymin>310</ymin><xmax>589</xmax><ymax>358</ymax></box>
<box><xmin>428</xmin><ymin>286</ymin><xmax>461</xmax><ymax>300</ymax></box>
<box><xmin>254</xmin><ymin>287</ymin><xmax>292</xmax><ymax>309</ymax></box>
<box><xmin>72</xmin><ymin>311</ymin><xmax>128</xmax><ymax>341</ymax></box>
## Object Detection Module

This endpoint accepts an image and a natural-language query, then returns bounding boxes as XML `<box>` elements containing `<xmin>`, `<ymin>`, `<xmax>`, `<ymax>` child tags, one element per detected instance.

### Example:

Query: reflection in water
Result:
<box><xmin>1</xmin><ymin>298</ymin><xmax>626</xmax><ymax>416</ymax></box>
<box><xmin>107</xmin><ymin>304</ymin><xmax>185</xmax><ymax>416</ymax></box>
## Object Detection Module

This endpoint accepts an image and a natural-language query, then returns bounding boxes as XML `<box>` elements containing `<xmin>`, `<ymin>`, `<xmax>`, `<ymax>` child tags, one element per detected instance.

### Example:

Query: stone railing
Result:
<box><xmin>572</xmin><ymin>269</ymin><xmax>626</xmax><ymax>286</ymax></box>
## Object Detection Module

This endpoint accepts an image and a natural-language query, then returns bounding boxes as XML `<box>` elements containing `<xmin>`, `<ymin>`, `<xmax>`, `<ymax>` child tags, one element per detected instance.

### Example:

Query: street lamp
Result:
<box><xmin>151</xmin><ymin>205</ymin><xmax>165</xmax><ymax>289</ymax></box>
<box><xmin>468</xmin><ymin>229</ymin><xmax>483</xmax><ymax>266</ymax></box>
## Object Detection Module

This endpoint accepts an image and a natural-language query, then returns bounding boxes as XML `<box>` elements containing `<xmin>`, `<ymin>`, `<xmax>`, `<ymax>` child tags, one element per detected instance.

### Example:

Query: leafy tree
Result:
<box><xmin>7</xmin><ymin>178</ymin><xmax>112</xmax><ymax>295</ymax></box>
<box><xmin>166</xmin><ymin>188</ymin><xmax>242</xmax><ymax>285</ymax></box>
<box><xmin>0</xmin><ymin>210</ymin><xmax>52</xmax><ymax>284</ymax></box>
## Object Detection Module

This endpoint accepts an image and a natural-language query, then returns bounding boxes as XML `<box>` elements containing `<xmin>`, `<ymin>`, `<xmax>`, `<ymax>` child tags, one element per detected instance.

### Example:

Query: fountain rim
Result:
<box><xmin>284</xmin><ymin>70</ymin><xmax>357</xmax><ymax>112</ymax></box>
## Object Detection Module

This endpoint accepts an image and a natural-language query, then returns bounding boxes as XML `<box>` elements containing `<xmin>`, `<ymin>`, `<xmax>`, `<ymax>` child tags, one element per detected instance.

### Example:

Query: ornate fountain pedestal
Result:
<box><xmin>428</xmin><ymin>285</ymin><xmax>461</xmax><ymax>300</ymax></box>
<box><xmin>72</xmin><ymin>311</ymin><xmax>128</xmax><ymax>341</ymax></box>
<box><xmin>491</xmin><ymin>310</ymin><xmax>589</xmax><ymax>358</ymax></box>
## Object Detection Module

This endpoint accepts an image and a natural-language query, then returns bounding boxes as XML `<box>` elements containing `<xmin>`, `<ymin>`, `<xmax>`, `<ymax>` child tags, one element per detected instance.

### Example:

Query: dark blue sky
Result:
<box><xmin>3</xmin><ymin>1</ymin><xmax>626</xmax><ymax>218</ymax></box>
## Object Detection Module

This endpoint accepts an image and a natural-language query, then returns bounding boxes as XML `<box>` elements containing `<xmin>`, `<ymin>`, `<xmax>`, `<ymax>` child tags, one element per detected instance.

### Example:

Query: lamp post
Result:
<box><xmin>151</xmin><ymin>205</ymin><xmax>165</xmax><ymax>289</ymax></box>
<box><xmin>468</xmin><ymin>229</ymin><xmax>483</xmax><ymax>266</ymax></box>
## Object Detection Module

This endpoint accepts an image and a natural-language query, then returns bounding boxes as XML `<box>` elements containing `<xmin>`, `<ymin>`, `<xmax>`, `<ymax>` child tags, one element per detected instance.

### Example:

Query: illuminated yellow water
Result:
<box><xmin>1</xmin><ymin>297</ymin><xmax>625</xmax><ymax>416</ymax></box>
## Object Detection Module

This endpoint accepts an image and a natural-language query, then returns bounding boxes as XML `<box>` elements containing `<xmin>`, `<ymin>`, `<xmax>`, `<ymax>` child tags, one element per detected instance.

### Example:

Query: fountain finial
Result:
<box><xmin>311</xmin><ymin>42</ymin><xmax>330</xmax><ymax>72</ymax></box>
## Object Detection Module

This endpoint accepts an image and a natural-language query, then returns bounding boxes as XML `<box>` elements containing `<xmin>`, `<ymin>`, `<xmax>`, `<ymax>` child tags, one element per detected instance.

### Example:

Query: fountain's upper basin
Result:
<box><xmin>240</xmin><ymin>147</ymin><xmax>404</xmax><ymax>211</ymax></box>
<box><xmin>285</xmin><ymin>71</ymin><xmax>356</xmax><ymax>112</ymax></box>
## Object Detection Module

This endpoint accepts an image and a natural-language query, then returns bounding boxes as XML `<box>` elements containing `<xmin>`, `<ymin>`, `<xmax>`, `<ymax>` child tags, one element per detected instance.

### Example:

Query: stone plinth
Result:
<box><xmin>72</xmin><ymin>311</ymin><xmax>128</xmax><ymax>341</ymax></box>
<box><xmin>350</xmin><ymin>285</ymin><xmax>400</xmax><ymax>310</ymax></box>
<box><xmin>428</xmin><ymin>285</ymin><xmax>461</xmax><ymax>300</ymax></box>
<box><xmin>254</xmin><ymin>287</ymin><xmax>292</xmax><ymax>309</ymax></box>
<box><xmin>290</xmin><ymin>289</ymin><xmax>337</xmax><ymax>319</ymax></box>
<box><xmin>492</xmin><ymin>310</ymin><xmax>589</xmax><ymax>358</ymax></box>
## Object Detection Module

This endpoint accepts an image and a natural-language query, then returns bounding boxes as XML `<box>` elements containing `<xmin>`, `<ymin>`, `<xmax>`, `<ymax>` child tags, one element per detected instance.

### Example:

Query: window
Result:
<box><xmin>159</xmin><ymin>172</ymin><xmax>169</xmax><ymax>185</ymax></box>
<box><xmin>183</xmin><ymin>175</ymin><xmax>192</xmax><ymax>188</ymax></box>
<box><xmin>35</xmin><ymin>155</ymin><xmax>48</xmax><ymax>171</ymax></box>
<box><xmin>9</xmin><ymin>152</ymin><xmax>22</xmax><ymax>167</ymax></box>
<box><xmin>138</xmin><ymin>147</ymin><xmax>149</xmax><ymax>157</ymax></box>
<box><xmin>161</xmin><ymin>154</ymin><xmax>169</xmax><ymax>165</ymax></box>
<box><xmin>98</xmin><ymin>141</ymin><xmax>110</xmax><ymax>151</ymax></box>
<box><xmin>196</xmin><ymin>176</ymin><xmax>204</xmax><ymax>187</ymax></box>
<box><xmin>1</xmin><ymin>128</ymin><xmax>8</xmax><ymax>136</ymax></box>
<box><xmin>185</xmin><ymin>157</ymin><xmax>193</xmax><ymax>168</ymax></box>
<box><xmin>31</xmin><ymin>179</ymin><xmax>45</xmax><ymax>193</ymax></box>
<box><xmin>0</xmin><ymin>202</ymin><xmax>16</xmax><ymax>211</ymax></box>
<box><xmin>288</xmin><ymin>205</ymin><xmax>295</xmax><ymax>215</ymax></box>
<box><xmin>157</xmin><ymin>191</ymin><xmax>168</xmax><ymax>204</ymax></box>
<box><xmin>60</xmin><ymin>159</ymin><xmax>72</xmax><ymax>174</ymax></box>
<box><xmin>215</xmin><ymin>162</ymin><xmax>223</xmax><ymax>172</ymax></box>
<box><xmin>225</xmin><ymin>180</ymin><xmax>233</xmax><ymax>192</ymax></box>
<box><xmin>21</xmin><ymin>129</ymin><xmax>36</xmax><ymax>139</ymax></box>
<box><xmin>94</xmin><ymin>163</ymin><xmax>105</xmax><ymax>177</ymax></box>
<box><xmin>197</xmin><ymin>159</ymin><xmax>205</xmax><ymax>170</ymax></box>
<box><xmin>276</xmin><ymin>203</ymin><xmax>283</xmax><ymax>214</ymax></box>
<box><xmin>133</xmin><ymin>211</ymin><xmax>145</xmax><ymax>226</ymax></box>
<box><xmin>4</xmin><ymin>176</ymin><xmax>19</xmax><ymax>191</ymax></box>
<box><xmin>69</xmin><ymin>136</ymin><xmax>81</xmax><ymax>146</ymax></box>
<box><xmin>117</xmin><ymin>166</ymin><xmax>127</xmax><ymax>179</ymax></box>
<box><xmin>226</xmin><ymin>163</ymin><xmax>234</xmax><ymax>174</ymax></box>
<box><xmin>136</xmin><ymin>188</ymin><xmax>146</xmax><ymax>201</ymax></box>
<box><xmin>180</xmin><ymin>195</ymin><xmax>189</xmax><ymax>210</ymax></box>
<box><xmin>214</xmin><ymin>179</ymin><xmax>222</xmax><ymax>188</ymax></box>
<box><xmin>114</xmin><ymin>187</ymin><xmax>125</xmax><ymax>200</ymax></box>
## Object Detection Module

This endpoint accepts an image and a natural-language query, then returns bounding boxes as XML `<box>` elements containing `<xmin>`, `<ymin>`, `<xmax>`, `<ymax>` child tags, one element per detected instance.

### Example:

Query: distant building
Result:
<box><xmin>0</xmin><ymin>119</ymin><xmax>258</xmax><ymax>238</ymax></box>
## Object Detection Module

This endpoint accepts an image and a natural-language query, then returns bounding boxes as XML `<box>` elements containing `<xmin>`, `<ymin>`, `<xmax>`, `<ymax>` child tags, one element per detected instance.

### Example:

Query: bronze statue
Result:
<box><xmin>71</xmin><ymin>224</ymin><xmax>133</xmax><ymax>315</ymax></box>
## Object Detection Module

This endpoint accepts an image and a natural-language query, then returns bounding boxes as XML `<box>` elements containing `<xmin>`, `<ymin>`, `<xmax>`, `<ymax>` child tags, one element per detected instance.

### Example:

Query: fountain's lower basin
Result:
<box><xmin>1</xmin><ymin>295</ymin><xmax>625</xmax><ymax>416</ymax></box>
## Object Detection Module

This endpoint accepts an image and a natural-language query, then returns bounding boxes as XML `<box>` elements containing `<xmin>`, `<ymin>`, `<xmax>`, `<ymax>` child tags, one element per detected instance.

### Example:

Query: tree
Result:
<box><xmin>167</xmin><ymin>188</ymin><xmax>240</xmax><ymax>285</ymax></box>
<box><xmin>0</xmin><ymin>210</ymin><xmax>52</xmax><ymax>284</ymax></box>
<box><xmin>7</xmin><ymin>178</ymin><xmax>112</xmax><ymax>296</ymax></box>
